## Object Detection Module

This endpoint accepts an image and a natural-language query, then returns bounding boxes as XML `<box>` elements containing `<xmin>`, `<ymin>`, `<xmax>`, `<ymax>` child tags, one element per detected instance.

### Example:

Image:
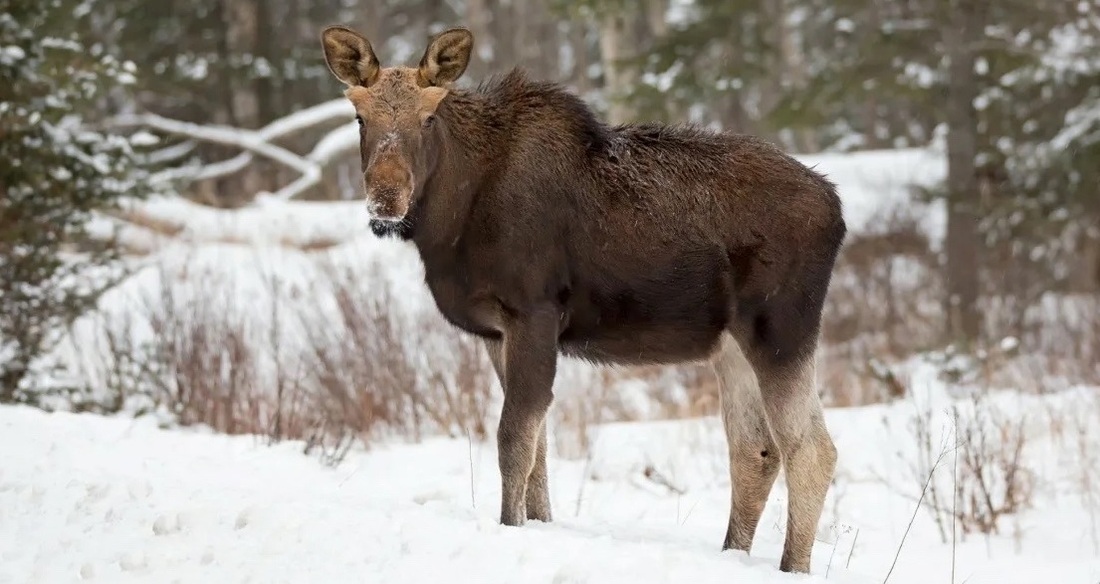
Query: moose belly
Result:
<box><xmin>558</xmin><ymin>322</ymin><xmax>724</xmax><ymax>365</ymax></box>
<box><xmin>557</xmin><ymin>265</ymin><xmax>731</xmax><ymax>365</ymax></box>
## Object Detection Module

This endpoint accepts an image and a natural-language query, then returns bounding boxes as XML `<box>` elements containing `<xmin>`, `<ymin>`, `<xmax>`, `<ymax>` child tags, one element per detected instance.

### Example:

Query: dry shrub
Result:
<box><xmin>1041</xmin><ymin>388</ymin><xmax>1100</xmax><ymax>555</ymax></box>
<box><xmin>949</xmin><ymin>394</ymin><xmax>1035</xmax><ymax>537</ymax></box>
<box><xmin>298</xmin><ymin>260</ymin><xmax>494</xmax><ymax>445</ymax></box>
<box><xmin>819</xmin><ymin>199</ymin><xmax>1099</xmax><ymax>406</ymax></box>
<box><xmin>550</xmin><ymin>361</ymin><xmax>716</xmax><ymax>460</ymax></box>
<box><xmin>818</xmin><ymin>204</ymin><xmax>943</xmax><ymax>406</ymax></box>
<box><xmin>993</xmin><ymin>294</ymin><xmax>1100</xmax><ymax>388</ymax></box>
<box><xmin>96</xmin><ymin>262</ymin><xmax>314</xmax><ymax>438</ymax></box>
<box><xmin>82</xmin><ymin>251</ymin><xmax>494</xmax><ymax>463</ymax></box>
<box><xmin>823</xmin><ymin>204</ymin><xmax>941</xmax><ymax>358</ymax></box>
<box><xmin>285</xmin><ymin>234</ymin><xmax>345</xmax><ymax>253</ymax></box>
<box><xmin>892</xmin><ymin>389</ymin><xmax>1036</xmax><ymax>544</ymax></box>
<box><xmin>1070</xmin><ymin>390</ymin><xmax>1100</xmax><ymax>554</ymax></box>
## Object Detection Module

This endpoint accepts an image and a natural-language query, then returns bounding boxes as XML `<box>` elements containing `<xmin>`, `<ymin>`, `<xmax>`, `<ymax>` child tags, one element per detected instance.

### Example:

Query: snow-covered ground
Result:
<box><xmin>3</xmin><ymin>366</ymin><xmax>1099</xmax><ymax>583</ymax></box>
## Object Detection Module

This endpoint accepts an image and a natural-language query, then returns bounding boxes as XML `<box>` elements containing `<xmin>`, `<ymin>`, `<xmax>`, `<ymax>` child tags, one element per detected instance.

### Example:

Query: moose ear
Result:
<box><xmin>321</xmin><ymin>25</ymin><xmax>380</xmax><ymax>88</ymax></box>
<box><xmin>418</xmin><ymin>28</ymin><xmax>474</xmax><ymax>87</ymax></box>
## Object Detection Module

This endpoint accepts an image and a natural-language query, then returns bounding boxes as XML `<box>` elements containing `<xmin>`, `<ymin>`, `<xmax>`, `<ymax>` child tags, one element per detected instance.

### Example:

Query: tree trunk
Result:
<box><xmin>942</xmin><ymin>0</ymin><xmax>983</xmax><ymax>344</ymax></box>
<box><xmin>533</xmin><ymin>6</ymin><xmax>561</xmax><ymax>79</ymax></box>
<box><xmin>490</xmin><ymin>0</ymin><xmax>518</xmax><ymax>70</ymax></box>
<box><xmin>598</xmin><ymin>10</ymin><xmax>635</xmax><ymax>125</ymax></box>
<box><xmin>1070</xmin><ymin>226</ymin><xmax>1100</xmax><ymax>293</ymax></box>
<box><xmin>777</xmin><ymin>0</ymin><xmax>817</xmax><ymax>151</ymax></box>
<box><xmin>465</xmin><ymin>0</ymin><xmax>494</xmax><ymax>80</ymax></box>
<box><xmin>512</xmin><ymin>0</ymin><xmax>537</xmax><ymax>74</ymax></box>
<box><xmin>223</xmin><ymin>0</ymin><xmax>260</xmax><ymax>130</ymax></box>
<box><xmin>567</xmin><ymin>22</ymin><xmax>592</xmax><ymax>93</ymax></box>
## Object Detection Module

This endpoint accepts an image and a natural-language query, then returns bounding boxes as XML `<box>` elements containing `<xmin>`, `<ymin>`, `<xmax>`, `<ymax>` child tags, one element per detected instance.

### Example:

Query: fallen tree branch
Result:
<box><xmin>114</xmin><ymin>113</ymin><xmax>316</xmax><ymax>176</ymax></box>
<box><xmin>191</xmin><ymin>99</ymin><xmax>354</xmax><ymax>182</ymax></box>
<box><xmin>113</xmin><ymin>100</ymin><xmax>358</xmax><ymax>203</ymax></box>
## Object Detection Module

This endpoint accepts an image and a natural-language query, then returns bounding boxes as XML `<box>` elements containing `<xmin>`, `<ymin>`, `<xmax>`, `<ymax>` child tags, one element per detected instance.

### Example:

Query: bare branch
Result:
<box><xmin>114</xmin><ymin>112</ymin><xmax>316</xmax><ymax>176</ymax></box>
<box><xmin>113</xmin><ymin>98</ymin><xmax>361</xmax><ymax>202</ymax></box>
<box><xmin>192</xmin><ymin>99</ymin><xmax>354</xmax><ymax>182</ymax></box>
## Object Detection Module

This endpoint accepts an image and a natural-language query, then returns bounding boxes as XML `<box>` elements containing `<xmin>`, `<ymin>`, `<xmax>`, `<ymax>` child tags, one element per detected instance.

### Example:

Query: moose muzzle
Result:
<box><xmin>363</xmin><ymin>151</ymin><xmax>414</xmax><ymax>222</ymax></box>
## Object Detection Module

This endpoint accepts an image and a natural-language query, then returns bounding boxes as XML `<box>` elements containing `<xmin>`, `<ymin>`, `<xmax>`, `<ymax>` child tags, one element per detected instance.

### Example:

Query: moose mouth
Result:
<box><xmin>368</xmin><ymin>208</ymin><xmax>417</xmax><ymax>240</ymax></box>
<box><xmin>368</xmin><ymin>218</ymin><xmax>409</xmax><ymax>239</ymax></box>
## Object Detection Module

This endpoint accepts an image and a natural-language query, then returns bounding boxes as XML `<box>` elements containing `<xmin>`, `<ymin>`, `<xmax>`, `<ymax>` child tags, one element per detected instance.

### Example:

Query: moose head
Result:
<box><xmin>320</xmin><ymin>26</ymin><xmax>473</xmax><ymax>227</ymax></box>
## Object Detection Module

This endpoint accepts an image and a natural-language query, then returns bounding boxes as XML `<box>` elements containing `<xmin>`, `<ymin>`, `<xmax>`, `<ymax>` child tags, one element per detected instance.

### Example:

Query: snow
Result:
<box><xmin>2</xmin><ymin>371</ymin><xmax>1098</xmax><ymax>583</ymax></box>
<box><xmin>108</xmin><ymin>195</ymin><xmax>373</xmax><ymax>248</ymax></box>
<box><xmin>258</xmin><ymin>99</ymin><xmax>353</xmax><ymax>140</ymax></box>
<box><xmin>796</xmin><ymin>147</ymin><xmax>946</xmax><ymax>244</ymax></box>
<box><xmin>128</xmin><ymin>131</ymin><xmax>160</xmax><ymax>147</ymax></box>
<box><xmin>0</xmin><ymin>45</ymin><xmax>25</xmax><ymax>64</ymax></box>
<box><xmin>665</xmin><ymin>0</ymin><xmax>697</xmax><ymax>26</ymax></box>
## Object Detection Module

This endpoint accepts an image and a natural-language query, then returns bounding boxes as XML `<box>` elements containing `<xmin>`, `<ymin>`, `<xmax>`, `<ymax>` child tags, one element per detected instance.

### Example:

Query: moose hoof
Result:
<box><xmin>526</xmin><ymin>509</ymin><xmax>551</xmax><ymax>523</ymax></box>
<box><xmin>778</xmin><ymin>556</ymin><xmax>811</xmax><ymax>574</ymax></box>
<box><xmin>500</xmin><ymin>508</ymin><xmax>526</xmax><ymax>527</ymax></box>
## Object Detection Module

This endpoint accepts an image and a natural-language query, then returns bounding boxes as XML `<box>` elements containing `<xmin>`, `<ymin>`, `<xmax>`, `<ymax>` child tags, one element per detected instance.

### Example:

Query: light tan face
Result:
<box><xmin>320</xmin><ymin>26</ymin><xmax>473</xmax><ymax>222</ymax></box>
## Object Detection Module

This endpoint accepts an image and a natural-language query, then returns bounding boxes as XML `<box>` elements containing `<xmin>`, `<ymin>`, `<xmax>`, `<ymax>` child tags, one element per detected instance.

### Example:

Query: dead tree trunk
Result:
<box><xmin>942</xmin><ymin>0</ymin><xmax>984</xmax><ymax>344</ymax></box>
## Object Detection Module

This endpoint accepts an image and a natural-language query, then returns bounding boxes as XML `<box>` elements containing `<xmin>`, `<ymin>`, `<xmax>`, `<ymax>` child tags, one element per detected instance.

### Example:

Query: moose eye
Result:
<box><xmin>355</xmin><ymin>115</ymin><xmax>364</xmax><ymax>127</ymax></box>
<box><xmin>422</xmin><ymin>114</ymin><xmax>436</xmax><ymax>129</ymax></box>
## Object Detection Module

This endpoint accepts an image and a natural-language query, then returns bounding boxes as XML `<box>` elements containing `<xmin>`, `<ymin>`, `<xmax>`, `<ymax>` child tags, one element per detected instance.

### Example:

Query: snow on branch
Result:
<box><xmin>115</xmin><ymin>112</ymin><xmax>316</xmax><ymax>175</ymax></box>
<box><xmin>189</xmin><ymin>99</ymin><xmax>355</xmax><ymax>183</ymax></box>
<box><xmin>114</xmin><ymin>102</ymin><xmax>359</xmax><ymax>202</ymax></box>
<box><xmin>308</xmin><ymin>123</ymin><xmax>359</xmax><ymax>165</ymax></box>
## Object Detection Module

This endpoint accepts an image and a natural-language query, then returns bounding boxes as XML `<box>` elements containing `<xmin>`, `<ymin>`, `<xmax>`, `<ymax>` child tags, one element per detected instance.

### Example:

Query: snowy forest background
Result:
<box><xmin>4</xmin><ymin>1</ymin><xmax>1100</xmax><ymax>581</ymax></box>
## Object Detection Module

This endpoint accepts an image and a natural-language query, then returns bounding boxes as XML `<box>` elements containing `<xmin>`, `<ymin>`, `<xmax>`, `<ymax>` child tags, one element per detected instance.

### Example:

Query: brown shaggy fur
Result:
<box><xmin>321</xmin><ymin>25</ymin><xmax>847</xmax><ymax>574</ymax></box>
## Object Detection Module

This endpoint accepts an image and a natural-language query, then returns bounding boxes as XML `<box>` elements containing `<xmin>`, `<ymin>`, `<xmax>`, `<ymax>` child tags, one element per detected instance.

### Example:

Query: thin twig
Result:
<box><xmin>826</xmin><ymin>531</ymin><xmax>840</xmax><ymax>578</ymax></box>
<box><xmin>952</xmin><ymin>409</ymin><xmax>960</xmax><ymax>584</ymax></box>
<box><xmin>846</xmin><ymin>527</ymin><xmax>860</xmax><ymax>570</ymax></box>
<box><xmin>884</xmin><ymin>435</ymin><xmax>952</xmax><ymax>583</ymax></box>
<box><xmin>467</xmin><ymin>425</ymin><xmax>477</xmax><ymax>509</ymax></box>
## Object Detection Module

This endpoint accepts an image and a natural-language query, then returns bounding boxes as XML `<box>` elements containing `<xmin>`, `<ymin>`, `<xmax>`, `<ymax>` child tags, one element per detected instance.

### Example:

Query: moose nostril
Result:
<box><xmin>370</xmin><ymin>185</ymin><xmax>399</xmax><ymax>203</ymax></box>
<box><xmin>365</xmin><ymin>184</ymin><xmax>408</xmax><ymax>221</ymax></box>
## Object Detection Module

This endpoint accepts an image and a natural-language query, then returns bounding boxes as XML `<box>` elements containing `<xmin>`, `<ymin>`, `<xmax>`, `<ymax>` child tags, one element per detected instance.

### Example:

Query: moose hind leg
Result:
<box><xmin>712</xmin><ymin>333</ymin><xmax>781</xmax><ymax>553</ymax></box>
<box><xmin>747</xmin><ymin>353</ymin><xmax>836</xmax><ymax>573</ymax></box>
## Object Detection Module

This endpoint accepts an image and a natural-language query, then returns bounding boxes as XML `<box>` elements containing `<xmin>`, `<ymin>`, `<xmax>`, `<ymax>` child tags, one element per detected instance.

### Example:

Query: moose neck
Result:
<box><xmin>411</xmin><ymin>87</ymin><xmax>507</xmax><ymax>251</ymax></box>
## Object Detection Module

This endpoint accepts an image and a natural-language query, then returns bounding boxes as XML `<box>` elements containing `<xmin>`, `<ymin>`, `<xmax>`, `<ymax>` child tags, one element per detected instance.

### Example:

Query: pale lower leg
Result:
<box><xmin>525</xmin><ymin>420</ymin><xmax>552</xmax><ymax>521</ymax></box>
<box><xmin>713</xmin><ymin>334</ymin><xmax>781</xmax><ymax>552</ymax></box>
<box><xmin>757</xmin><ymin>359</ymin><xmax>837</xmax><ymax>573</ymax></box>
<box><xmin>498</xmin><ymin>403</ymin><xmax>544</xmax><ymax>526</ymax></box>
<box><xmin>486</xmin><ymin>339</ymin><xmax>553</xmax><ymax>523</ymax></box>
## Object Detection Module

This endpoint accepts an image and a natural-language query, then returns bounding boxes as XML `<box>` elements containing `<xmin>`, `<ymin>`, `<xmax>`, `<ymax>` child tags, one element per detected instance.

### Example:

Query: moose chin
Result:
<box><xmin>368</xmin><ymin>217</ymin><xmax>412</xmax><ymax>240</ymax></box>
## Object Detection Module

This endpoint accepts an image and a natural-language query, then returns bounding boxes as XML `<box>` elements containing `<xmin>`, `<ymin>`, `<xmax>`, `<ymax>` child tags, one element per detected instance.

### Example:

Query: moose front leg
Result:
<box><xmin>525</xmin><ymin>419</ymin><xmax>552</xmax><ymax>522</ymax></box>
<box><xmin>495</xmin><ymin>308</ymin><xmax>558</xmax><ymax>527</ymax></box>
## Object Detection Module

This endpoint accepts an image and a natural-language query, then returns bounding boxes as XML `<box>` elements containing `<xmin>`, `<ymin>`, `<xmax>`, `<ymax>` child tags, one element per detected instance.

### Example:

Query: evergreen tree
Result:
<box><xmin>985</xmin><ymin>3</ymin><xmax>1100</xmax><ymax>297</ymax></box>
<box><xmin>0</xmin><ymin>0</ymin><xmax>154</xmax><ymax>403</ymax></box>
<box><xmin>627</xmin><ymin>0</ymin><xmax>776</xmax><ymax>133</ymax></box>
<box><xmin>770</xmin><ymin>0</ymin><xmax>1090</xmax><ymax>343</ymax></box>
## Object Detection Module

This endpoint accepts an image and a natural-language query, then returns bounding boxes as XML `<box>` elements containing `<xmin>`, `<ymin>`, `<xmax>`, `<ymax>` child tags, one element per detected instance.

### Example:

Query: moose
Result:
<box><xmin>320</xmin><ymin>25</ymin><xmax>847</xmax><ymax>574</ymax></box>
